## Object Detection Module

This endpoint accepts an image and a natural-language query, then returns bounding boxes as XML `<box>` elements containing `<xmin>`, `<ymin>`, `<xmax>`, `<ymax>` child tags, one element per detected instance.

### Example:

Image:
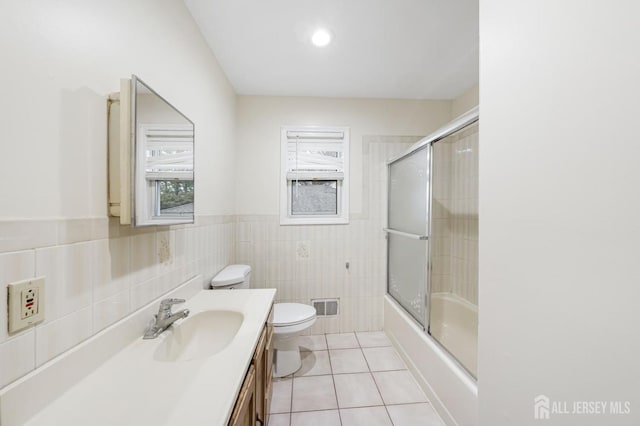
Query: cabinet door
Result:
<box><xmin>264</xmin><ymin>308</ymin><xmax>274</xmax><ymax>425</ymax></box>
<box><xmin>228</xmin><ymin>365</ymin><xmax>255</xmax><ymax>426</ymax></box>
<box><xmin>254</xmin><ymin>328</ymin><xmax>267</xmax><ymax>424</ymax></box>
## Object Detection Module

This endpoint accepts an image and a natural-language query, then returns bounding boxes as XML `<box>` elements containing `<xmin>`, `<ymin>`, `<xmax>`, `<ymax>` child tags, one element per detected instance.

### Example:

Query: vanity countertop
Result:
<box><xmin>11</xmin><ymin>288</ymin><xmax>276</xmax><ymax>426</ymax></box>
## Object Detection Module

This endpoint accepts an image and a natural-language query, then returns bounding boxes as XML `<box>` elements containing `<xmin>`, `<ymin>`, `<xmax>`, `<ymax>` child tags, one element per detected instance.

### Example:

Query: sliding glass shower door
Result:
<box><xmin>386</xmin><ymin>146</ymin><xmax>430</xmax><ymax>325</ymax></box>
<box><xmin>386</xmin><ymin>111</ymin><xmax>479</xmax><ymax>379</ymax></box>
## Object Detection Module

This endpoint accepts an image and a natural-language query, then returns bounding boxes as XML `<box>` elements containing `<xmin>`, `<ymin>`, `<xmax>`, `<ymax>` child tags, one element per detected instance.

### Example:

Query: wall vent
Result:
<box><xmin>311</xmin><ymin>298</ymin><xmax>339</xmax><ymax>317</ymax></box>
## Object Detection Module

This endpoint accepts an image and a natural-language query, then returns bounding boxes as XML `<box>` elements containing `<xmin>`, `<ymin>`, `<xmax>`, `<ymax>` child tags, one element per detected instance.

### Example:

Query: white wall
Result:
<box><xmin>0</xmin><ymin>0</ymin><xmax>236</xmax><ymax>390</ymax></box>
<box><xmin>0</xmin><ymin>0</ymin><xmax>236</xmax><ymax>218</ymax></box>
<box><xmin>235</xmin><ymin>96</ymin><xmax>451</xmax><ymax>215</ymax></box>
<box><xmin>479</xmin><ymin>2</ymin><xmax>640</xmax><ymax>425</ymax></box>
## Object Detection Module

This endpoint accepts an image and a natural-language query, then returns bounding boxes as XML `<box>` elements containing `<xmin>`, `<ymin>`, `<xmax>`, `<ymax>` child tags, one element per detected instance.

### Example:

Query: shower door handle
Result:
<box><xmin>383</xmin><ymin>228</ymin><xmax>428</xmax><ymax>240</ymax></box>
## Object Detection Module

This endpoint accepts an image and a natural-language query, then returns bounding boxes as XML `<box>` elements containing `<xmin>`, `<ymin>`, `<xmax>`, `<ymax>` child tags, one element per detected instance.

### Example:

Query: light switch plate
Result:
<box><xmin>8</xmin><ymin>276</ymin><xmax>45</xmax><ymax>334</ymax></box>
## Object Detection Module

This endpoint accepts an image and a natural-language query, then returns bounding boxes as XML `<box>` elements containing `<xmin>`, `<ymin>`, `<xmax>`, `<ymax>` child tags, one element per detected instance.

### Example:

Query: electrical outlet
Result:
<box><xmin>21</xmin><ymin>287</ymin><xmax>39</xmax><ymax>318</ymax></box>
<box><xmin>8</xmin><ymin>276</ymin><xmax>45</xmax><ymax>334</ymax></box>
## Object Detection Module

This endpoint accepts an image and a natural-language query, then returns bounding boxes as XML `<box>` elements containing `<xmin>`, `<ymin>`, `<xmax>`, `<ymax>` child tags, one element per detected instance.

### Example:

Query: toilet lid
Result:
<box><xmin>210</xmin><ymin>264</ymin><xmax>251</xmax><ymax>287</ymax></box>
<box><xmin>273</xmin><ymin>303</ymin><xmax>316</xmax><ymax>326</ymax></box>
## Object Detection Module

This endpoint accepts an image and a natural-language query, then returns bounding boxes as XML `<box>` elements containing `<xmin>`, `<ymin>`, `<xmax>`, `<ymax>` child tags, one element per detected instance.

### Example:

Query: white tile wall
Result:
<box><xmin>92</xmin><ymin>238</ymin><xmax>131</xmax><ymax>303</ymax></box>
<box><xmin>0</xmin><ymin>331</ymin><xmax>35</xmax><ymax>387</ymax></box>
<box><xmin>0</xmin><ymin>216</ymin><xmax>234</xmax><ymax>389</ymax></box>
<box><xmin>237</xmin><ymin>137</ymin><xmax>419</xmax><ymax>334</ymax></box>
<box><xmin>92</xmin><ymin>289</ymin><xmax>130</xmax><ymax>333</ymax></box>
<box><xmin>35</xmin><ymin>307</ymin><xmax>93</xmax><ymax>367</ymax></box>
<box><xmin>35</xmin><ymin>243</ymin><xmax>93</xmax><ymax>323</ymax></box>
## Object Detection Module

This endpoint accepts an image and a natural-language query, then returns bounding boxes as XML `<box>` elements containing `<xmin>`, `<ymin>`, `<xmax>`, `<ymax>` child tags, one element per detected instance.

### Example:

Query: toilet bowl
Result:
<box><xmin>272</xmin><ymin>303</ymin><xmax>317</xmax><ymax>377</ymax></box>
<box><xmin>210</xmin><ymin>265</ymin><xmax>316</xmax><ymax>377</ymax></box>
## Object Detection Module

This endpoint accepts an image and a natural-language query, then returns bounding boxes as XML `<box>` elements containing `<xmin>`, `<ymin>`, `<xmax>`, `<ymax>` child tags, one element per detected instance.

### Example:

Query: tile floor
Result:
<box><xmin>269</xmin><ymin>331</ymin><xmax>444</xmax><ymax>426</ymax></box>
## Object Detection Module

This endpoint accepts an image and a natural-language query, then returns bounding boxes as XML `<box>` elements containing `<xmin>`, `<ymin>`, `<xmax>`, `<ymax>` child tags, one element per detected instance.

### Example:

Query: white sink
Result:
<box><xmin>154</xmin><ymin>310</ymin><xmax>244</xmax><ymax>362</ymax></box>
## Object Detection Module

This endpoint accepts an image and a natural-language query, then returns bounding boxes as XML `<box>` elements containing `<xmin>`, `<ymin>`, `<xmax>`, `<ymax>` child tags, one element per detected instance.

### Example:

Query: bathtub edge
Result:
<box><xmin>384</xmin><ymin>295</ymin><xmax>478</xmax><ymax>426</ymax></box>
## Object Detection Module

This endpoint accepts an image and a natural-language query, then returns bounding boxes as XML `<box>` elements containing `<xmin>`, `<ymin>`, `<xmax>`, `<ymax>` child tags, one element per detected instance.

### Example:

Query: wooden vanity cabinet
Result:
<box><xmin>228</xmin><ymin>364</ymin><xmax>255</xmax><ymax>426</ymax></box>
<box><xmin>263</xmin><ymin>311</ymin><xmax>274</xmax><ymax>426</ymax></box>
<box><xmin>254</xmin><ymin>328</ymin><xmax>267</xmax><ymax>424</ymax></box>
<box><xmin>229</xmin><ymin>306</ymin><xmax>274</xmax><ymax>426</ymax></box>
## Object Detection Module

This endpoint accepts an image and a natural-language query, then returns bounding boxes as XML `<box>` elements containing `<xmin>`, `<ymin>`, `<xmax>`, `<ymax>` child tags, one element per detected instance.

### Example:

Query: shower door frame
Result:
<box><xmin>386</xmin><ymin>106</ymin><xmax>479</xmax><ymax>334</ymax></box>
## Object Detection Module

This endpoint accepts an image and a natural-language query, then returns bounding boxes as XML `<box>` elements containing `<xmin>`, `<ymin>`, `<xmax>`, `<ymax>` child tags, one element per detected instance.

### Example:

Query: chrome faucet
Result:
<box><xmin>143</xmin><ymin>298</ymin><xmax>190</xmax><ymax>339</ymax></box>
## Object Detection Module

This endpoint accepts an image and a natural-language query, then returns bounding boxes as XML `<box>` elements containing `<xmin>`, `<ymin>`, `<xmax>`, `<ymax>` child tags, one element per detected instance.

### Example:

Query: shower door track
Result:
<box><xmin>387</xmin><ymin>107</ymin><xmax>479</xmax><ymax>165</ymax></box>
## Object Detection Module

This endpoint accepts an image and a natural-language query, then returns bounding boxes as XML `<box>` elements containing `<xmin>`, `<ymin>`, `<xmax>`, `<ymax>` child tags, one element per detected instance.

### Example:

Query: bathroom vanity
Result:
<box><xmin>0</xmin><ymin>276</ymin><xmax>276</xmax><ymax>426</ymax></box>
<box><xmin>229</xmin><ymin>307</ymin><xmax>274</xmax><ymax>426</ymax></box>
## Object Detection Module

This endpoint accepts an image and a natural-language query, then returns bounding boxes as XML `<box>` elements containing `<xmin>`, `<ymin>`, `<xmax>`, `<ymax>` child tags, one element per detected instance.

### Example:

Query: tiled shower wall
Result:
<box><xmin>0</xmin><ymin>216</ymin><xmax>234</xmax><ymax>389</ymax></box>
<box><xmin>236</xmin><ymin>136</ymin><xmax>419</xmax><ymax>335</ymax></box>
<box><xmin>431</xmin><ymin>122</ymin><xmax>479</xmax><ymax>305</ymax></box>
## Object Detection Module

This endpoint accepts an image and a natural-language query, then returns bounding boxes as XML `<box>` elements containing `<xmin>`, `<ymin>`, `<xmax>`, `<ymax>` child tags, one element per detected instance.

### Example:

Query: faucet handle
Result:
<box><xmin>160</xmin><ymin>298</ymin><xmax>185</xmax><ymax>306</ymax></box>
<box><xmin>158</xmin><ymin>298</ymin><xmax>185</xmax><ymax>313</ymax></box>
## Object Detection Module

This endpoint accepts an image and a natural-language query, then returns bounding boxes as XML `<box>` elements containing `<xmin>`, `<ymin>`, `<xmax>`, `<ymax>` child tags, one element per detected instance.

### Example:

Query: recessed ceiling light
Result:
<box><xmin>311</xmin><ymin>28</ymin><xmax>332</xmax><ymax>47</ymax></box>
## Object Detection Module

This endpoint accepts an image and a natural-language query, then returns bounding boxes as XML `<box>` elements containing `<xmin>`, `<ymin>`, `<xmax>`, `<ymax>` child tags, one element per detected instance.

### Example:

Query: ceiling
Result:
<box><xmin>183</xmin><ymin>0</ymin><xmax>478</xmax><ymax>100</ymax></box>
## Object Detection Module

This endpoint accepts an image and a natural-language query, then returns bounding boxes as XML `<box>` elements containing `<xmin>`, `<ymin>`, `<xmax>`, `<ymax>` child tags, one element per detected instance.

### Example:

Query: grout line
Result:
<box><xmin>287</xmin><ymin>372</ymin><xmax>294</xmax><ymax>419</ymax></box>
<box><xmin>385</xmin><ymin>401</ymin><xmax>435</xmax><ymax>407</ymax></box>
<box><xmin>290</xmin><ymin>407</ymin><xmax>343</xmax><ymax>412</ymax></box>
<box><xmin>335</xmin><ymin>368</ymin><xmax>406</xmax><ymax>375</ymax></box>
<box><xmin>324</xmin><ymin>333</ymin><xmax>343</xmax><ymax>426</ymax></box>
<box><xmin>384</xmin><ymin>404</ymin><xmax>396</xmax><ymax>426</ymax></box>
<box><xmin>293</xmin><ymin>368</ymin><xmax>412</xmax><ymax>377</ymax></box>
<box><xmin>291</xmin><ymin>405</ymin><xmax>397</xmax><ymax>414</ymax></box>
<box><xmin>368</xmin><ymin>357</ymin><xmax>389</xmax><ymax>411</ymax></box>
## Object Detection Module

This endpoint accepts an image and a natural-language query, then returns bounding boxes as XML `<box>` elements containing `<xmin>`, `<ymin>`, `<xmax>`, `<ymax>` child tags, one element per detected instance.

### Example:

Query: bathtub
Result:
<box><xmin>384</xmin><ymin>293</ymin><xmax>478</xmax><ymax>426</ymax></box>
<box><xmin>429</xmin><ymin>292</ymin><xmax>478</xmax><ymax>377</ymax></box>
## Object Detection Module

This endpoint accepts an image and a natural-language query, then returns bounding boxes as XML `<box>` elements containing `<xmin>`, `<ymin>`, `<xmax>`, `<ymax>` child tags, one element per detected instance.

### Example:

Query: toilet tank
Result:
<box><xmin>210</xmin><ymin>264</ymin><xmax>251</xmax><ymax>289</ymax></box>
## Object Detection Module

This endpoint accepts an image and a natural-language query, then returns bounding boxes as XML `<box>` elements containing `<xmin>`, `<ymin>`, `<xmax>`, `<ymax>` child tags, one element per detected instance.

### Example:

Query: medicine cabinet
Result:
<box><xmin>108</xmin><ymin>75</ymin><xmax>194</xmax><ymax>227</ymax></box>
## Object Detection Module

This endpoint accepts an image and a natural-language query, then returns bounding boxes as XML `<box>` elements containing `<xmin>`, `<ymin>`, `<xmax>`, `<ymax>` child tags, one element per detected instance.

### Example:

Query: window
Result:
<box><xmin>280</xmin><ymin>126</ymin><xmax>349</xmax><ymax>225</ymax></box>
<box><xmin>135</xmin><ymin>124</ymin><xmax>194</xmax><ymax>225</ymax></box>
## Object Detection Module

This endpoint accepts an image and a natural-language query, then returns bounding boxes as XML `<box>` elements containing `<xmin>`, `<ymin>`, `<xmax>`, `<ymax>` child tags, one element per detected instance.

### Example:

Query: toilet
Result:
<box><xmin>210</xmin><ymin>264</ymin><xmax>317</xmax><ymax>377</ymax></box>
<box><xmin>270</xmin><ymin>302</ymin><xmax>316</xmax><ymax>377</ymax></box>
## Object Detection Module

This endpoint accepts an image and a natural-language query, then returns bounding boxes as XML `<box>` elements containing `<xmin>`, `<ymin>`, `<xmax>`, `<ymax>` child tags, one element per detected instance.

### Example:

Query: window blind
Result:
<box><xmin>285</xmin><ymin>130</ymin><xmax>345</xmax><ymax>180</ymax></box>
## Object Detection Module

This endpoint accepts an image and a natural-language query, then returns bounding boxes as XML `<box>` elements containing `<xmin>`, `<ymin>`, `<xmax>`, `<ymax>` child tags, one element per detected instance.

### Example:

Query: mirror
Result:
<box><xmin>109</xmin><ymin>75</ymin><xmax>195</xmax><ymax>227</ymax></box>
<box><xmin>132</xmin><ymin>76</ymin><xmax>194</xmax><ymax>226</ymax></box>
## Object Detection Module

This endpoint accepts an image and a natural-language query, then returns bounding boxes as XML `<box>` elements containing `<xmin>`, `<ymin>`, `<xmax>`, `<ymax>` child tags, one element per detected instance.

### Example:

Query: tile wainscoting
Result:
<box><xmin>236</xmin><ymin>136</ymin><xmax>421</xmax><ymax>335</ymax></box>
<box><xmin>0</xmin><ymin>215</ymin><xmax>234</xmax><ymax>389</ymax></box>
<box><xmin>236</xmin><ymin>215</ymin><xmax>386</xmax><ymax>334</ymax></box>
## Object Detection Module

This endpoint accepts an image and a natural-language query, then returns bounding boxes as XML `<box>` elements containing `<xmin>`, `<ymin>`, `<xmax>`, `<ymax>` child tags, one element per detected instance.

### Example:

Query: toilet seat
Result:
<box><xmin>273</xmin><ymin>303</ymin><xmax>316</xmax><ymax>327</ymax></box>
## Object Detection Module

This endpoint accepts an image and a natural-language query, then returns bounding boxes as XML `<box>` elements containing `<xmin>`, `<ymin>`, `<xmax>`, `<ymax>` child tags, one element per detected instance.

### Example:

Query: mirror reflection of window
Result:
<box><xmin>158</xmin><ymin>181</ymin><xmax>194</xmax><ymax>215</ymax></box>
<box><xmin>133</xmin><ymin>77</ymin><xmax>195</xmax><ymax>226</ymax></box>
